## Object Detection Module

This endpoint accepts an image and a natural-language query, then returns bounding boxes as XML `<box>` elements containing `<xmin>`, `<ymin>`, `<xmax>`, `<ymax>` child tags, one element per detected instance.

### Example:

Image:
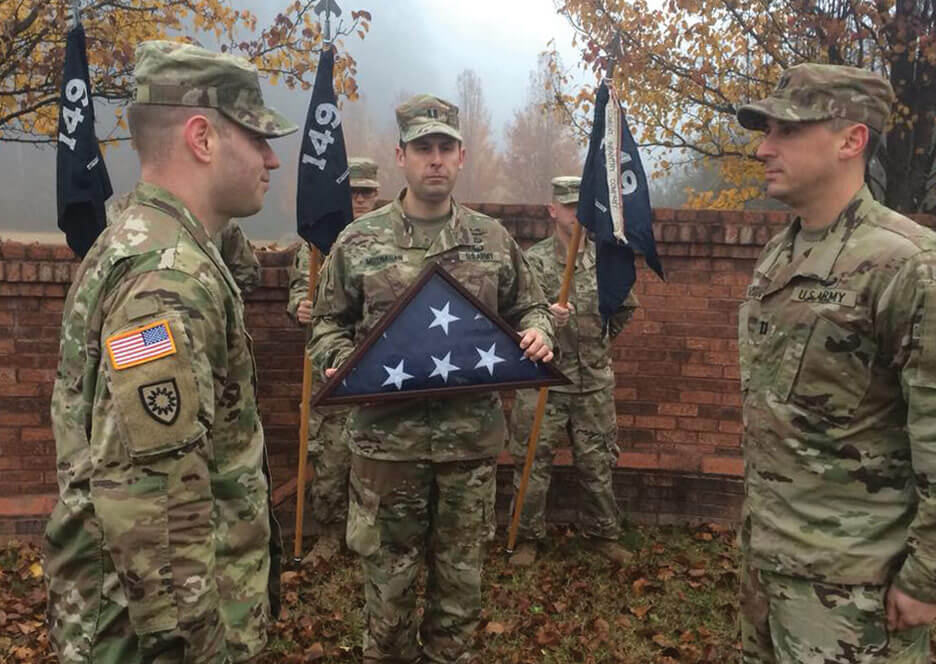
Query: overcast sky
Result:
<box><xmin>0</xmin><ymin>0</ymin><xmax>588</xmax><ymax>241</ymax></box>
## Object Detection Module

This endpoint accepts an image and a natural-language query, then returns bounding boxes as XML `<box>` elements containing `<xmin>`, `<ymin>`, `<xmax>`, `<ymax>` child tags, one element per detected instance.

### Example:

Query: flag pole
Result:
<box><xmin>293</xmin><ymin>244</ymin><xmax>323</xmax><ymax>561</ymax></box>
<box><xmin>507</xmin><ymin>221</ymin><xmax>583</xmax><ymax>553</ymax></box>
<box><xmin>293</xmin><ymin>1</ymin><xmax>338</xmax><ymax>562</ymax></box>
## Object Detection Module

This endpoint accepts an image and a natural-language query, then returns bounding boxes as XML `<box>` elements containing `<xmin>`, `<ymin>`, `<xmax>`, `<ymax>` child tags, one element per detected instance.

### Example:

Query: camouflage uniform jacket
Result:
<box><xmin>47</xmin><ymin>181</ymin><xmax>280</xmax><ymax>660</ymax></box>
<box><xmin>307</xmin><ymin>191</ymin><xmax>554</xmax><ymax>462</ymax></box>
<box><xmin>108</xmin><ymin>190</ymin><xmax>262</xmax><ymax>295</ymax></box>
<box><xmin>740</xmin><ymin>185</ymin><xmax>936</xmax><ymax>602</ymax></box>
<box><xmin>526</xmin><ymin>234</ymin><xmax>637</xmax><ymax>394</ymax></box>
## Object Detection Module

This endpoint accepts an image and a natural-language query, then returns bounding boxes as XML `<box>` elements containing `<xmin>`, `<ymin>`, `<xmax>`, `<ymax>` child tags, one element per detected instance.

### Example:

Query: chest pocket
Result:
<box><xmin>441</xmin><ymin>252</ymin><xmax>500</xmax><ymax>308</ymax></box>
<box><xmin>781</xmin><ymin>315</ymin><xmax>876</xmax><ymax>423</ymax></box>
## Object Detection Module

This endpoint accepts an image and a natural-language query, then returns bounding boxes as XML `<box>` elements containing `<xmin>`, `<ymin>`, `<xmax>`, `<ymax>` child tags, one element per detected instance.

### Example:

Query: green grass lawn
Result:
<box><xmin>0</xmin><ymin>522</ymin><xmax>743</xmax><ymax>663</ymax></box>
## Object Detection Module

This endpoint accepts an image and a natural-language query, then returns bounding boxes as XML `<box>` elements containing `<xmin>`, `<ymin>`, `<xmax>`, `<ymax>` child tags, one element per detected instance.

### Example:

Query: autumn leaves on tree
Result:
<box><xmin>549</xmin><ymin>0</ymin><xmax>934</xmax><ymax>214</ymax></box>
<box><xmin>0</xmin><ymin>0</ymin><xmax>370</xmax><ymax>144</ymax></box>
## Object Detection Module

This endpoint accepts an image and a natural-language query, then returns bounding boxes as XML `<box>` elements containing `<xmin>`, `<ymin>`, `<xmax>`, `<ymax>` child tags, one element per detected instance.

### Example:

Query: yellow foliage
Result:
<box><xmin>1</xmin><ymin>0</ymin><xmax>370</xmax><ymax>143</ymax></box>
<box><xmin>552</xmin><ymin>0</ymin><xmax>935</xmax><ymax>211</ymax></box>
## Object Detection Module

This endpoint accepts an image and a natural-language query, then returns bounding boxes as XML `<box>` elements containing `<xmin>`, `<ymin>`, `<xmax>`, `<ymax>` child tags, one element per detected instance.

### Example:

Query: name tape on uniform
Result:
<box><xmin>793</xmin><ymin>288</ymin><xmax>857</xmax><ymax>307</ymax></box>
<box><xmin>106</xmin><ymin>319</ymin><xmax>177</xmax><ymax>370</ymax></box>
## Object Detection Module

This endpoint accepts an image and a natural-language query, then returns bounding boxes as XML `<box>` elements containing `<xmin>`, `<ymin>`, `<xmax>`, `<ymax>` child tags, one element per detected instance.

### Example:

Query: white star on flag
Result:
<box><xmin>428</xmin><ymin>301</ymin><xmax>460</xmax><ymax>335</ymax></box>
<box><xmin>382</xmin><ymin>359</ymin><xmax>413</xmax><ymax>390</ymax></box>
<box><xmin>429</xmin><ymin>352</ymin><xmax>460</xmax><ymax>383</ymax></box>
<box><xmin>474</xmin><ymin>343</ymin><xmax>505</xmax><ymax>376</ymax></box>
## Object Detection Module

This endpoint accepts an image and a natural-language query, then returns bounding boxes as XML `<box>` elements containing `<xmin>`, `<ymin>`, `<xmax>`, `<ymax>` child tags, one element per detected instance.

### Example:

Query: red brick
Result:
<box><xmin>0</xmin><ymin>242</ymin><xmax>26</xmax><ymax>259</ymax></box>
<box><xmin>682</xmin><ymin>364</ymin><xmax>723</xmax><ymax>379</ymax></box>
<box><xmin>0</xmin><ymin>410</ymin><xmax>41</xmax><ymax>426</ymax></box>
<box><xmin>634</xmin><ymin>415</ymin><xmax>676</xmax><ymax>430</ymax></box>
<box><xmin>702</xmin><ymin>456</ymin><xmax>744</xmax><ymax>476</ymax></box>
<box><xmin>20</xmin><ymin>428</ymin><xmax>53</xmax><ymax>442</ymax></box>
<box><xmin>617</xmin><ymin>452</ymin><xmax>658</xmax><ymax>469</ymax></box>
<box><xmin>658</xmin><ymin>403</ymin><xmax>698</xmax><ymax>417</ymax></box>
<box><xmin>679</xmin><ymin>415</ymin><xmax>719</xmax><ymax>431</ymax></box>
<box><xmin>0</xmin><ymin>383</ymin><xmax>41</xmax><ymax>397</ymax></box>
<box><xmin>17</xmin><ymin>368</ymin><xmax>55</xmax><ymax>383</ymax></box>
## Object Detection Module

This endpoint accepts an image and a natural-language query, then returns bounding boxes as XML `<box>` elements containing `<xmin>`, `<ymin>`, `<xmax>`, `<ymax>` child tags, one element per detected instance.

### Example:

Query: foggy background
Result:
<box><xmin>0</xmin><ymin>0</ymin><xmax>659</xmax><ymax>243</ymax></box>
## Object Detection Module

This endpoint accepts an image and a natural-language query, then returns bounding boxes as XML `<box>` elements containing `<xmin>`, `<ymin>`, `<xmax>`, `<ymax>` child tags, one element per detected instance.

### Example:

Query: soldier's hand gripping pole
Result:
<box><xmin>507</xmin><ymin>221</ymin><xmax>583</xmax><ymax>553</ymax></box>
<box><xmin>293</xmin><ymin>244</ymin><xmax>322</xmax><ymax>562</ymax></box>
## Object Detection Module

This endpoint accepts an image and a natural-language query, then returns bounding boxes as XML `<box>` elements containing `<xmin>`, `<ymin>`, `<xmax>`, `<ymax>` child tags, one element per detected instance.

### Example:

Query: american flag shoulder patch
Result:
<box><xmin>106</xmin><ymin>319</ymin><xmax>177</xmax><ymax>370</ymax></box>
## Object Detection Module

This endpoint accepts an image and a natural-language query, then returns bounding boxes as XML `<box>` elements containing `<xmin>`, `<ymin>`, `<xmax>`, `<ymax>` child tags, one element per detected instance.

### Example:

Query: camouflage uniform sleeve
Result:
<box><xmin>499</xmin><ymin>236</ymin><xmax>554</xmax><ymax>346</ymax></box>
<box><xmin>286</xmin><ymin>243</ymin><xmax>311</xmax><ymax>324</ymax></box>
<box><xmin>607</xmin><ymin>291</ymin><xmax>639</xmax><ymax>340</ymax></box>
<box><xmin>93</xmin><ymin>268</ymin><xmax>231</xmax><ymax>662</ymax></box>
<box><xmin>307</xmin><ymin>244</ymin><xmax>360</xmax><ymax>374</ymax></box>
<box><xmin>218</xmin><ymin>221</ymin><xmax>261</xmax><ymax>295</ymax></box>
<box><xmin>886</xmin><ymin>254</ymin><xmax>936</xmax><ymax>603</ymax></box>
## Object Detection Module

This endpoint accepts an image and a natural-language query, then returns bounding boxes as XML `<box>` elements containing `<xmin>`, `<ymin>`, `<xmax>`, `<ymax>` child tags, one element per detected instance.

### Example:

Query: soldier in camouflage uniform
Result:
<box><xmin>508</xmin><ymin>176</ymin><xmax>638</xmax><ymax>568</ymax></box>
<box><xmin>287</xmin><ymin>158</ymin><xmax>380</xmax><ymax>563</ymax></box>
<box><xmin>109</xmin><ymin>193</ymin><xmax>262</xmax><ymax>295</ymax></box>
<box><xmin>307</xmin><ymin>94</ymin><xmax>554</xmax><ymax>664</ymax></box>
<box><xmin>44</xmin><ymin>41</ymin><xmax>297</xmax><ymax>663</ymax></box>
<box><xmin>737</xmin><ymin>63</ymin><xmax>936</xmax><ymax>662</ymax></box>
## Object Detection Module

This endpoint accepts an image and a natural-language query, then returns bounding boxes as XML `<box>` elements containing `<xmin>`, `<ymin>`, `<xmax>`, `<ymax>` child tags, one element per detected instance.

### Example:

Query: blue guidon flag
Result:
<box><xmin>577</xmin><ymin>81</ymin><xmax>664</xmax><ymax>332</ymax></box>
<box><xmin>311</xmin><ymin>263</ymin><xmax>569</xmax><ymax>406</ymax></box>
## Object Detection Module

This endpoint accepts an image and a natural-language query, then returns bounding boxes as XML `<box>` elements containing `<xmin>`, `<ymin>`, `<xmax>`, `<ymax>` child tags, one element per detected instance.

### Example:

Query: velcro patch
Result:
<box><xmin>106</xmin><ymin>319</ymin><xmax>177</xmax><ymax>370</ymax></box>
<box><xmin>792</xmin><ymin>288</ymin><xmax>857</xmax><ymax>307</ymax></box>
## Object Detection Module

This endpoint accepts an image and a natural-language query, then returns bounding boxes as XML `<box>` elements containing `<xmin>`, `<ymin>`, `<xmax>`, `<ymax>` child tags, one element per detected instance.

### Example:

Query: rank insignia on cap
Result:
<box><xmin>106</xmin><ymin>319</ymin><xmax>177</xmax><ymax>370</ymax></box>
<box><xmin>138</xmin><ymin>378</ymin><xmax>181</xmax><ymax>425</ymax></box>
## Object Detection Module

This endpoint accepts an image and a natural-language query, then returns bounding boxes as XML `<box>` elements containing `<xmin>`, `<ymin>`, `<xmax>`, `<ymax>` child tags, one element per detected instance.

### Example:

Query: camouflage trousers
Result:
<box><xmin>740</xmin><ymin>557</ymin><xmax>930</xmax><ymax>663</ymax></box>
<box><xmin>45</xmin><ymin>502</ymin><xmax>236</xmax><ymax>664</ymax></box>
<box><xmin>508</xmin><ymin>388</ymin><xmax>621</xmax><ymax>542</ymax></box>
<box><xmin>347</xmin><ymin>454</ymin><xmax>497</xmax><ymax>664</ymax></box>
<box><xmin>304</xmin><ymin>408</ymin><xmax>351</xmax><ymax>532</ymax></box>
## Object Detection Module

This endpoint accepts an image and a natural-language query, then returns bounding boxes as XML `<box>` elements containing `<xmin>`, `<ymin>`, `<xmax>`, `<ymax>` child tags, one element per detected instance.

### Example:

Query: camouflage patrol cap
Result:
<box><xmin>133</xmin><ymin>40</ymin><xmax>298</xmax><ymax>138</ymax></box>
<box><xmin>349</xmin><ymin>157</ymin><xmax>379</xmax><ymax>189</ymax></box>
<box><xmin>737</xmin><ymin>63</ymin><xmax>895</xmax><ymax>133</ymax></box>
<box><xmin>395</xmin><ymin>94</ymin><xmax>463</xmax><ymax>143</ymax></box>
<box><xmin>551</xmin><ymin>176</ymin><xmax>581</xmax><ymax>204</ymax></box>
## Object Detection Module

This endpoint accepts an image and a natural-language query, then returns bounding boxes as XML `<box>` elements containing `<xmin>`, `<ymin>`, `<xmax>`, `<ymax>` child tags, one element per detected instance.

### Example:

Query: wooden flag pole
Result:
<box><xmin>293</xmin><ymin>244</ymin><xmax>322</xmax><ymax>562</ymax></box>
<box><xmin>507</xmin><ymin>221</ymin><xmax>583</xmax><ymax>553</ymax></box>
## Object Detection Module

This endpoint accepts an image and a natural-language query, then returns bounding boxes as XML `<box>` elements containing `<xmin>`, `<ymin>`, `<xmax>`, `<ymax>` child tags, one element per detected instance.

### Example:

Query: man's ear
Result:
<box><xmin>547</xmin><ymin>202</ymin><xmax>558</xmax><ymax>220</ymax></box>
<box><xmin>395</xmin><ymin>143</ymin><xmax>406</xmax><ymax>168</ymax></box>
<box><xmin>839</xmin><ymin>122</ymin><xmax>869</xmax><ymax>162</ymax></box>
<box><xmin>182</xmin><ymin>114</ymin><xmax>216</xmax><ymax>165</ymax></box>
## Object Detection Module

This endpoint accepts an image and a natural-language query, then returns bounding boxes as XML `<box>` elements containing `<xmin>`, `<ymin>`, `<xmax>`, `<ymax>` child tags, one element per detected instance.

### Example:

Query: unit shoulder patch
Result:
<box><xmin>138</xmin><ymin>378</ymin><xmax>181</xmax><ymax>425</ymax></box>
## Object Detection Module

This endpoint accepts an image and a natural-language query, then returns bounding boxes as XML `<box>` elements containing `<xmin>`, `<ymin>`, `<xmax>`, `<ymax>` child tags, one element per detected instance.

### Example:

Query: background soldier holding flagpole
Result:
<box><xmin>508</xmin><ymin>175</ymin><xmax>638</xmax><ymax>568</ymax></box>
<box><xmin>307</xmin><ymin>93</ymin><xmax>554</xmax><ymax>663</ymax></box>
<box><xmin>45</xmin><ymin>40</ymin><xmax>297</xmax><ymax>662</ymax></box>
<box><xmin>288</xmin><ymin>157</ymin><xmax>380</xmax><ymax>564</ymax></box>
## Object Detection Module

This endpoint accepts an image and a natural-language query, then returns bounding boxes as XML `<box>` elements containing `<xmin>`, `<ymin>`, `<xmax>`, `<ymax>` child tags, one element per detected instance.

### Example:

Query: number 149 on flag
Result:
<box><xmin>301</xmin><ymin>102</ymin><xmax>341</xmax><ymax>170</ymax></box>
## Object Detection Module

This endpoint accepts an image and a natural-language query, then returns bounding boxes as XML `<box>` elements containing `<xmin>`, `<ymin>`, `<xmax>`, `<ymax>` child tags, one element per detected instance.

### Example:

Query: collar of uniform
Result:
<box><xmin>552</xmin><ymin>232</ymin><xmax>596</xmax><ymax>269</ymax></box>
<box><xmin>758</xmin><ymin>186</ymin><xmax>872</xmax><ymax>298</ymax></box>
<box><xmin>390</xmin><ymin>189</ymin><xmax>473</xmax><ymax>255</ymax></box>
<box><xmin>132</xmin><ymin>181</ymin><xmax>240</xmax><ymax>296</ymax></box>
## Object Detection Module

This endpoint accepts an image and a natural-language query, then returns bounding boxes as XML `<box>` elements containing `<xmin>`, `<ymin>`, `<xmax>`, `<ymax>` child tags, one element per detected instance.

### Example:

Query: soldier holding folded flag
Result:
<box><xmin>307</xmin><ymin>93</ymin><xmax>554</xmax><ymax>663</ymax></box>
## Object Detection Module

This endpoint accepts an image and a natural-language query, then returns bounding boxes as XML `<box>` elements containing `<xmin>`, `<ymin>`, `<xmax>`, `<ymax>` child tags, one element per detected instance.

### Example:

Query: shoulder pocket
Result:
<box><xmin>105</xmin><ymin>315</ymin><xmax>206</xmax><ymax>461</ymax></box>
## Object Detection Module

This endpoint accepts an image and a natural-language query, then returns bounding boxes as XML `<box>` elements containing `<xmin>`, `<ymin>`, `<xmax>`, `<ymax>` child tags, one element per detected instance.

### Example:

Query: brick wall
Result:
<box><xmin>3</xmin><ymin>205</ymin><xmax>934</xmax><ymax>541</ymax></box>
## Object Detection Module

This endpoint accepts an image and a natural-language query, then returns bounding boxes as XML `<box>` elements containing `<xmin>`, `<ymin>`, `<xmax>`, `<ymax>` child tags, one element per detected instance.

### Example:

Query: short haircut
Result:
<box><xmin>127</xmin><ymin>104</ymin><xmax>230</xmax><ymax>165</ymax></box>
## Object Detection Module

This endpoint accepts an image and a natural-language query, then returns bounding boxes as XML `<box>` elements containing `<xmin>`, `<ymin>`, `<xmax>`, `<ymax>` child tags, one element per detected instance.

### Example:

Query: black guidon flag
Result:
<box><xmin>296</xmin><ymin>45</ymin><xmax>353</xmax><ymax>254</ymax></box>
<box><xmin>56</xmin><ymin>23</ymin><xmax>113</xmax><ymax>259</ymax></box>
<box><xmin>577</xmin><ymin>81</ymin><xmax>664</xmax><ymax>332</ymax></box>
<box><xmin>311</xmin><ymin>263</ymin><xmax>570</xmax><ymax>407</ymax></box>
